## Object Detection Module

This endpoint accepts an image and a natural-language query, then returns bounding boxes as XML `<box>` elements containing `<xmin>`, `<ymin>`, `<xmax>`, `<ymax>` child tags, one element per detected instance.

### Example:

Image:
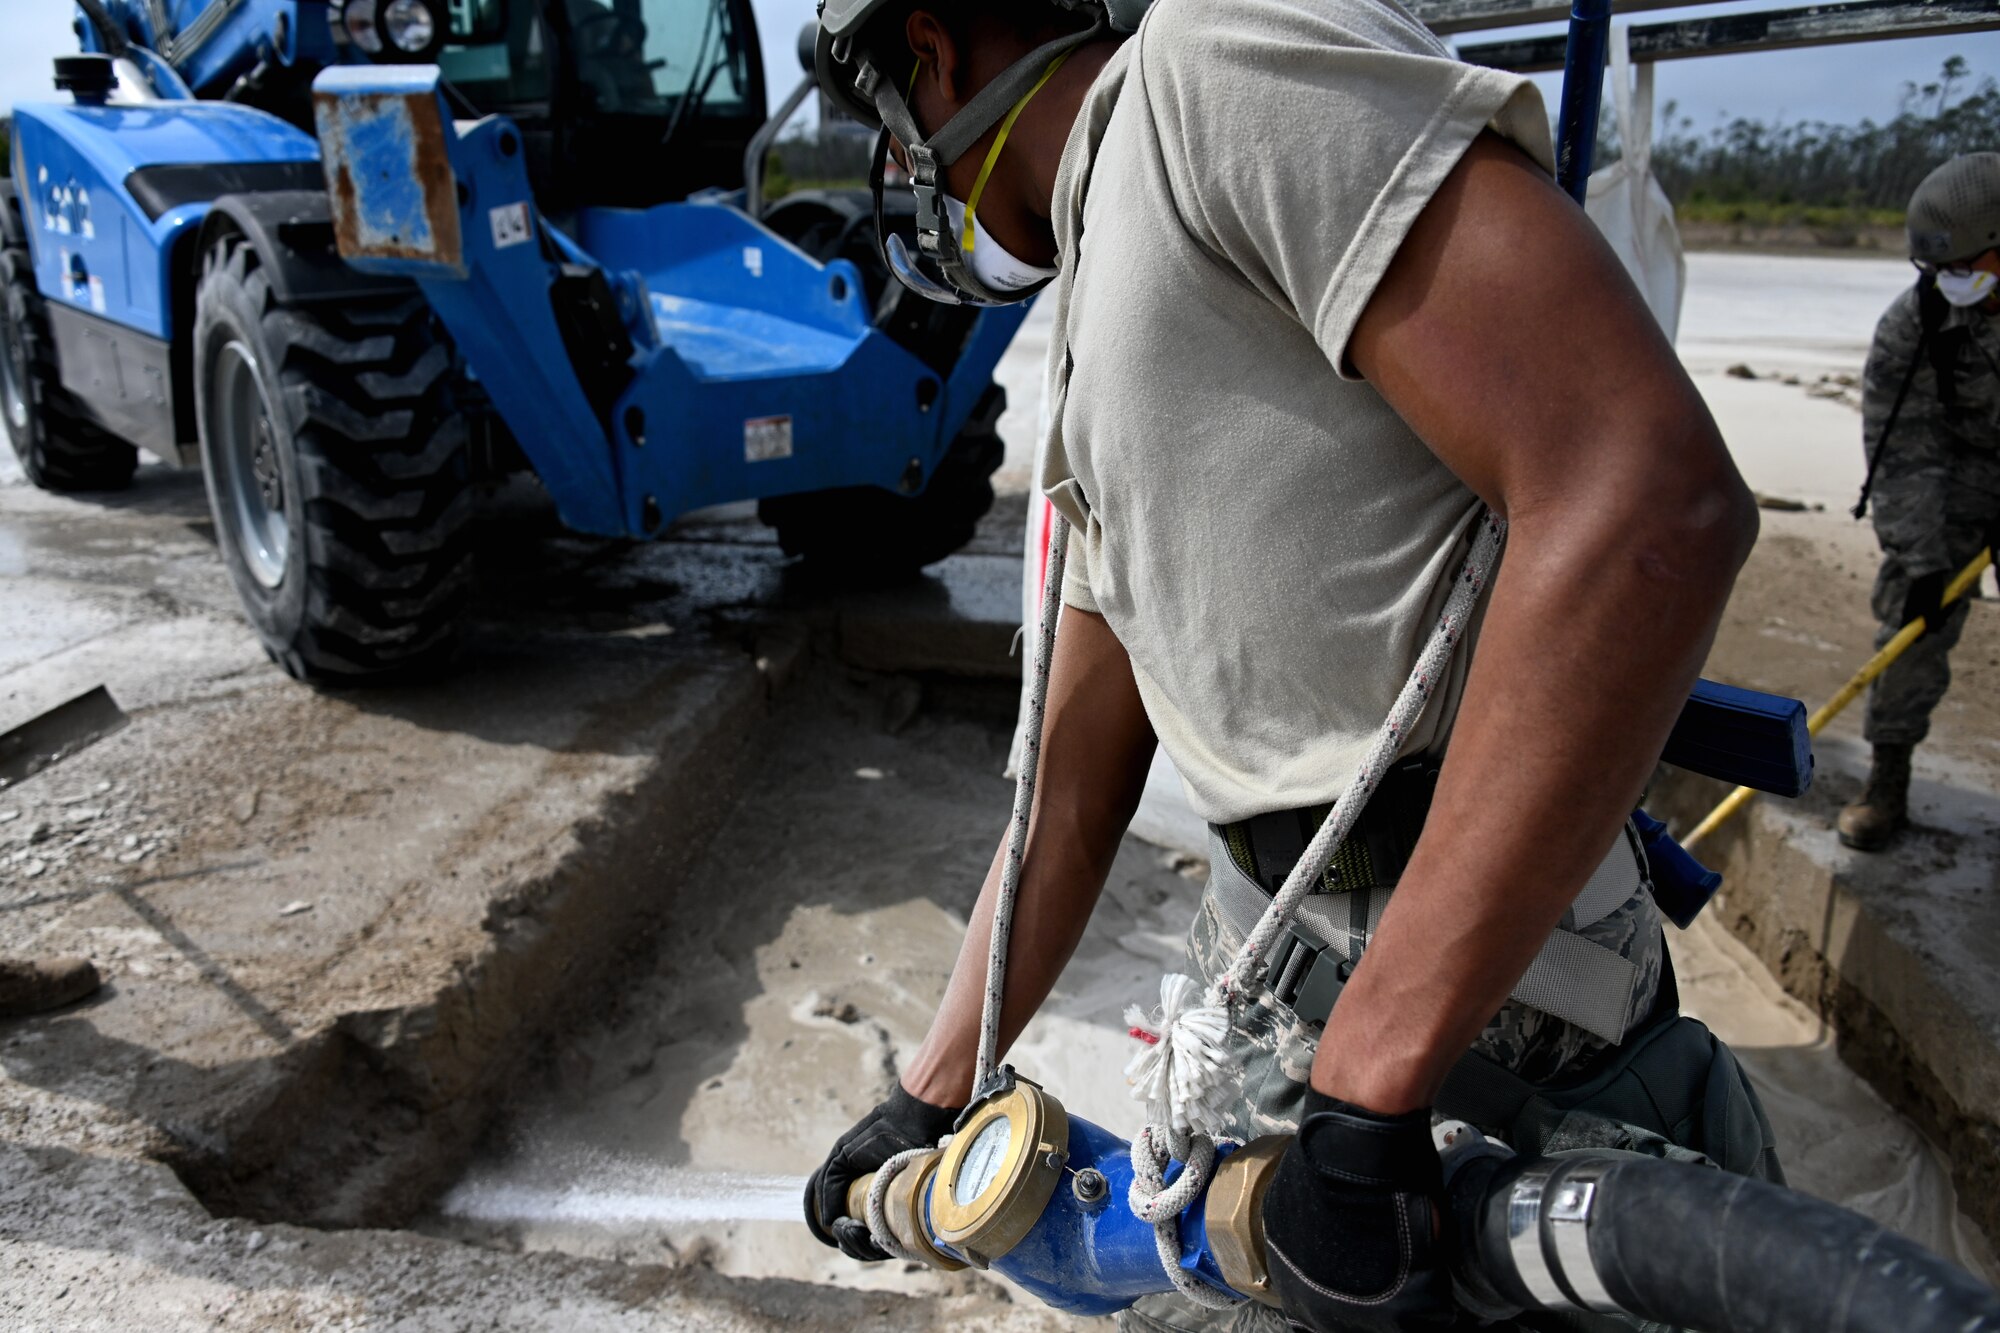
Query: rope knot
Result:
<box><xmin>1126</xmin><ymin>1118</ymin><xmax>1235</xmax><ymax>1307</ymax></box>
<box><xmin>1123</xmin><ymin>973</ymin><xmax>1237</xmax><ymax>1140</ymax></box>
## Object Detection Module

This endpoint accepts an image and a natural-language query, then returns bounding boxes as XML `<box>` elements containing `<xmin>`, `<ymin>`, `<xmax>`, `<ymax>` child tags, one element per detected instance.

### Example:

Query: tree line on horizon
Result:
<box><xmin>3</xmin><ymin>56</ymin><xmax>1992</xmax><ymax>228</ymax></box>
<box><xmin>1617</xmin><ymin>57</ymin><xmax>1998</xmax><ymax>227</ymax></box>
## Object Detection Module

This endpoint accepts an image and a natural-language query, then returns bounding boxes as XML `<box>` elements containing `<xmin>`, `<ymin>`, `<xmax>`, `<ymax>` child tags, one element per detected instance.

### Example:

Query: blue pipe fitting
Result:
<box><xmin>930</xmin><ymin>1114</ymin><xmax>1244</xmax><ymax>1315</ymax></box>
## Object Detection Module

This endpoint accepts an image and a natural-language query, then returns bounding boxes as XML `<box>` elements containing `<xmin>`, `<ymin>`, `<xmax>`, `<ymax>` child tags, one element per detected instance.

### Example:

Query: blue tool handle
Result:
<box><xmin>1553</xmin><ymin>0</ymin><xmax>1613</xmax><ymax>202</ymax></box>
<box><xmin>1663</xmin><ymin>679</ymin><xmax>1814</xmax><ymax>798</ymax></box>
<box><xmin>1632</xmin><ymin>810</ymin><xmax>1723</xmax><ymax>929</ymax></box>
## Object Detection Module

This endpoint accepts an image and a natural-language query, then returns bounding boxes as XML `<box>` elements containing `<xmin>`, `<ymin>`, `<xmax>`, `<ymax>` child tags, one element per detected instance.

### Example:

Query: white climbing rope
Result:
<box><xmin>975</xmin><ymin>509</ymin><xmax>1072</xmax><ymax>1094</ymax></box>
<box><xmin>1125</xmin><ymin>511</ymin><xmax>1506</xmax><ymax>1121</ymax></box>
<box><xmin>861</xmin><ymin>514</ymin><xmax>1073</xmax><ymax>1262</ymax></box>
<box><xmin>1216</xmin><ymin>508</ymin><xmax>1506</xmax><ymax>1008</ymax></box>
<box><xmin>865</xmin><ymin>1144</ymin><xmax>941</xmax><ymax>1266</ymax></box>
<box><xmin>1119</xmin><ymin>508</ymin><xmax>1506</xmax><ymax>1304</ymax></box>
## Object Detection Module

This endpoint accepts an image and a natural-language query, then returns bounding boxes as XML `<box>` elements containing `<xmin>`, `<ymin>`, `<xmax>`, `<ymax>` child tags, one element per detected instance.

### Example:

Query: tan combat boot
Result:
<box><xmin>0</xmin><ymin>956</ymin><xmax>101</xmax><ymax>1018</ymax></box>
<box><xmin>1837</xmin><ymin>744</ymin><xmax>1914</xmax><ymax>851</ymax></box>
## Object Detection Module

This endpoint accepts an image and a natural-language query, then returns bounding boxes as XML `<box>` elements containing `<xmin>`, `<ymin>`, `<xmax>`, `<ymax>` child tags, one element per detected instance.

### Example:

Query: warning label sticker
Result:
<box><xmin>490</xmin><ymin>203</ymin><xmax>532</xmax><ymax>249</ymax></box>
<box><xmin>744</xmin><ymin>415</ymin><xmax>793</xmax><ymax>463</ymax></box>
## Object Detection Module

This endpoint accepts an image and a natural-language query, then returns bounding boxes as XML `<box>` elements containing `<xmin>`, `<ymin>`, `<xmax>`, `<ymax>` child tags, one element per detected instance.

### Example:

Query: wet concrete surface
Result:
<box><xmin>425</xmin><ymin>675</ymin><xmax>1994</xmax><ymax>1299</ymax></box>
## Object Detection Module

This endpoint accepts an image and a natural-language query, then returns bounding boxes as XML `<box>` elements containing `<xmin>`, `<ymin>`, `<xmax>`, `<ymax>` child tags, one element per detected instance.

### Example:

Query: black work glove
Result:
<box><xmin>1262</xmin><ymin>1090</ymin><xmax>1458</xmax><ymax>1333</ymax></box>
<box><xmin>804</xmin><ymin>1085</ymin><xmax>960</xmax><ymax>1262</ymax></box>
<box><xmin>1902</xmin><ymin>569</ymin><xmax>1948</xmax><ymax>637</ymax></box>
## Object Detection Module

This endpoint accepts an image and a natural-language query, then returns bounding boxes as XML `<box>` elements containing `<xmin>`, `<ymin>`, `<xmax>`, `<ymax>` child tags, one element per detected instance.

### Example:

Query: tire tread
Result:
<box><xmin>195</xmin><ymin>232</ymin><xmax>472</xmax><ymax>683</ymax></box>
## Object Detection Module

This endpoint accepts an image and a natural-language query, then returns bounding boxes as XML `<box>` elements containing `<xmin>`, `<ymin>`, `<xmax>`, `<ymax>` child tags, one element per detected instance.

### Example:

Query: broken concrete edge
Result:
<box><xmin>0</xmin><ymin>685</ymin><xmax>131</xmax><ymax>789</ymax></box>
<box><xmin>168</xmin><ymin>652</ymin><xmax>776</xmax><ymax>1230</ymax></box>
<box><xmin>1651</xmin><ymin>767</ymin><xmax>2000</xmax><ymax>1249</ymax></box>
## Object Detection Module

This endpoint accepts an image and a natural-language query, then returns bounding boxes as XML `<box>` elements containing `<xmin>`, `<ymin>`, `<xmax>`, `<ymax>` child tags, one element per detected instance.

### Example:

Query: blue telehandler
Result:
<box><xmin>4</xmin><ymin>0</ymin><xmax>1026</xmax><ymax>680</ymax></box>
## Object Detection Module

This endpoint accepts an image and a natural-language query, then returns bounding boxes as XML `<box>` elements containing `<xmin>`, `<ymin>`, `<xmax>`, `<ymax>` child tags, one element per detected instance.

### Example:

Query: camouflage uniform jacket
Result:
<box><xmin>1861</xmin><ymin>286</ymin><xmax>2000</xmax><ymax>574</ymax></box>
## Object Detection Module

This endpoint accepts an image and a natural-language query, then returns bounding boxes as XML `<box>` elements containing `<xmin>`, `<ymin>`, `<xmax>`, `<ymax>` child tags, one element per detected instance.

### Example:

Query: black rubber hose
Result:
<box><xmin>1452</xmin><ymin>1153</ymin><xmax>2000</xmax><ymax>1333</ymax></box>
<box><xmin>71</xmin><ymin>0</ymin><xmax>132</xmax><ymax>58</ymax></box>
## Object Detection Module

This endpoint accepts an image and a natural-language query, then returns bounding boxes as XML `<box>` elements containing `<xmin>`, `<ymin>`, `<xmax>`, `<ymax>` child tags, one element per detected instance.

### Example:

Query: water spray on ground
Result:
<box><xmin>442</xmin><ymin>1147</ymin><xmax>806</xmax><ymax>1227</ymax></box>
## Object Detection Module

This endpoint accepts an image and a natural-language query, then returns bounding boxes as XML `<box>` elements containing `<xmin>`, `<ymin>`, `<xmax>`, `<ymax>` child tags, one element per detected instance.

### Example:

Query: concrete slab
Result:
<box><xmin>421</xmin><ymin>676</ymin><xmax>1203</xmax><ymax>1310</ymax></box>
<box><xmin>0</xmin><ymin>465</ymin><xmax>793</xmax><ymax>1228</ymax></box>
<box><xmin>0</xmin><ymin>450</ymin><xmax>1038</xmax><ymax>1325</ymax></box>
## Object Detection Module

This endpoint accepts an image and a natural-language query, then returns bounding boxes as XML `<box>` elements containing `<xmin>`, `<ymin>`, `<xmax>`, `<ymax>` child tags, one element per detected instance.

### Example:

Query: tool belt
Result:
<box><xmin>1208</xmin><ymin>761</ymin><xmax>1651</xmax><ymax>1046</ymax></box>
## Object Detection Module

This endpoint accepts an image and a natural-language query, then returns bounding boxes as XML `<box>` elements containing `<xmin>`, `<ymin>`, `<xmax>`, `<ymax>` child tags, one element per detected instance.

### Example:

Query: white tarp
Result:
<box><xmin>1585</xmin><ymin>24</ymin><xmax>1686</xmax><ymax>339</ymax></box>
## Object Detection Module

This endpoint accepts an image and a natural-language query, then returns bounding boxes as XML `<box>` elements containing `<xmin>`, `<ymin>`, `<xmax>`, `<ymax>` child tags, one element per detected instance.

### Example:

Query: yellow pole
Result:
<box><xmin>1680</xmin><ymin>547</ymin><xmax>1994</xmax><ymax>851</ymax></box>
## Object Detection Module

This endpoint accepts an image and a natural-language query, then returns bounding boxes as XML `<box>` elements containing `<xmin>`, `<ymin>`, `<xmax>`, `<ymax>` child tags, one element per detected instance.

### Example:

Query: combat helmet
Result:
<box><xmin>1907</xmin><ymin>152</ymin><xmax>2000</xmax><ymax>265</ymax></box>
<box><xmin>813</xmin><ymin>0</ymin><xmax>1150</xmax><ymax>305</ymax></box>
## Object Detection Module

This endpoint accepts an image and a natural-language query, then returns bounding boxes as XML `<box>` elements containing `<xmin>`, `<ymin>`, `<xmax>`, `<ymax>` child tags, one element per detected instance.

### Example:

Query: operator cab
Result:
<box><xmin>337</xmin><ymin>0</ymin><xmax>767</xmax><ymax>211</ymax></box>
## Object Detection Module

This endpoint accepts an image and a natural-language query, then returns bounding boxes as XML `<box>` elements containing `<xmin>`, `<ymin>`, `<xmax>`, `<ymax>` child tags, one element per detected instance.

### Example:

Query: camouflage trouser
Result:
<box><xmin>1864</xmin><ymin>521</ymin><xmax>1996</xmax><ymax>746</ymax></box>
<box><xmin>1120</xmin><ymin>842</ymin><xmax>1673</xmax><ymax>1333</ymax></box>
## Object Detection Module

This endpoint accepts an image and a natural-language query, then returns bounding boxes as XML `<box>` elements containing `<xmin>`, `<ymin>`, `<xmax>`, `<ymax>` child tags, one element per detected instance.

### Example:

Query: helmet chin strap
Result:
<box><xmin>863</xmin><ymin>21</ymin><xmax>1104</xmax><ymax>305</ymax></box>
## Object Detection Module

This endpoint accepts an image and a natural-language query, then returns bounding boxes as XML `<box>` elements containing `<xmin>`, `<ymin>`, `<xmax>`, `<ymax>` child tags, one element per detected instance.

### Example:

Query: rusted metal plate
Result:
<box><xmin>1460</xmin><ymin>0</ymin><xmax>2000</xmax><ymax>70</ymax></box>
<box><xmin>0</xmin><ymin>686</ymin><xmax>129</xmax><ymax>789</ymax></box>
<box><xmin>311</xmin><ymin>68</ymin><xmax>464</xmax><ymax>275</ymax></box>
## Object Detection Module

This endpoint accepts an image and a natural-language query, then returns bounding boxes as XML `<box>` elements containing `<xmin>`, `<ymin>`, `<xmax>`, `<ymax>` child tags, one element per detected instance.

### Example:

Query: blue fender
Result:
<box><xmin>9</xmin><ymin>97</ymin><xmax>318</xmax><ymax>339</ymax></box>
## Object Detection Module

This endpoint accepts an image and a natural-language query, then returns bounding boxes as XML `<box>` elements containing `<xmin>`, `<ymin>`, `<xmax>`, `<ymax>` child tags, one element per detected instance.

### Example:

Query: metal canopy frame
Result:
<box><xmin>1409</xmin><ymin>0</ymin><xmax>2000</xmax><ymax>201</ymax></box>
<box><xmin>1458</xmin><ymin>0</ymin><xmax>2000</xmax><ymax>74</ymax></box>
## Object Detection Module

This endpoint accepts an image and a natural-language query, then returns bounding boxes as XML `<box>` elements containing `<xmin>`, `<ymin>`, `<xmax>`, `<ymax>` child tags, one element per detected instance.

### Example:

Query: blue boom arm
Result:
<box><xmin>77</xmin><ymin>0</ymin><xmax>341</xmax><ymax>100</ymax></box>
<box><xmin>311</xmin><ymin>64</ymin><xmax>1025</xmax><ymax>540</ymax></box>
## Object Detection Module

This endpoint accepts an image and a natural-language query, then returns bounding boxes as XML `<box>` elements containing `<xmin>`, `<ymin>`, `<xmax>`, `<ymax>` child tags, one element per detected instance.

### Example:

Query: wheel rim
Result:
<box><xmin>1</xmin><ymin>313</ymin><xmax>29</xmax><ymax>435</ymax></box>
<box><xmin>211</xmin><ymin>339</ymin><xmax>290</xmax><ymax>590</ymax></box>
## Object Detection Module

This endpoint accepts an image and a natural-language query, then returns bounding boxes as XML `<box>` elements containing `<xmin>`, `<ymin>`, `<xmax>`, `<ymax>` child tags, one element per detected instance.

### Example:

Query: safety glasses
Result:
<box><xmin>1914</xmin><ymin>248</ymin><xmax>1997</xmax><ymax>277</ymax></box>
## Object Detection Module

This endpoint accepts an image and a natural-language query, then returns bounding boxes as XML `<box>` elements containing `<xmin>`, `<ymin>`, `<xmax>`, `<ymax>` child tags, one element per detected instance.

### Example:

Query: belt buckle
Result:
<box><xmin>1267</xmin><ymin>919</ymin><xmax>1352</xmax><ymax>1030</ymax></box>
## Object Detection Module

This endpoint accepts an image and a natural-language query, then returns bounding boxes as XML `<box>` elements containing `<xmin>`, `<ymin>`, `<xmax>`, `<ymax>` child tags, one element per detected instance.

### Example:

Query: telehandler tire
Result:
<box><xmin>0</xmin><ymin>182</ymin><xmax>138</xmax><ymax>491</ymax></box>
<box><xmin>757</xmin><ymin>383</ymin><xmax>1005</xmax><ymax>578</ymax></box>
<box><xmin>192</xmin><ymin>231</ymin><xmax>473</xmax><ymax>683</ymax></box>
<box><xmin>759</xmin><ymin>190</ymin><xmax>1005</xmax><ymax>577</ymax></box>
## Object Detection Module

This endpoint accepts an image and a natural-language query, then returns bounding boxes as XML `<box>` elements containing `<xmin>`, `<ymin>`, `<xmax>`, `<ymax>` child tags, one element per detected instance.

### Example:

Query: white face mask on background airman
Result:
<box><xmin>1935</xmin><ymin>267</ymin><xmax>1998</xmax><ymax>308</ymax></box>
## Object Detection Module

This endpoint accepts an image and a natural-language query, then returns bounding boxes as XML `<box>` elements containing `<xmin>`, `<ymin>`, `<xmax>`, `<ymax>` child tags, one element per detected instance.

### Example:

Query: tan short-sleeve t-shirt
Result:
<box><xmin>1039</xmin><ymin>0</ymin><xmax>1553</xmax><ymax>826</ymax></box>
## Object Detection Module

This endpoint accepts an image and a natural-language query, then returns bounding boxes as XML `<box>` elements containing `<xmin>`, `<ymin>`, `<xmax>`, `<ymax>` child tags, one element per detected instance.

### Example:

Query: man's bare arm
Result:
<box><xmin>1321</xmin><ymin>134</ymin><xmax>1760</xmax><ymax>1113</ymax></box>
<box><xmin>900</xmin><ymin>603</ymin><xmax>1157</xmax><ymax>1107</ymax></box>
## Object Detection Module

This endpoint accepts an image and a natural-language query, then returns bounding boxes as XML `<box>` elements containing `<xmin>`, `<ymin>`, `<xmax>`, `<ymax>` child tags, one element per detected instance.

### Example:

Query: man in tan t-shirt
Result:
<box><xmin>802</xmin><ymin>1</ymin><xmax>1769</xmax><ymax>1328</ymax></box>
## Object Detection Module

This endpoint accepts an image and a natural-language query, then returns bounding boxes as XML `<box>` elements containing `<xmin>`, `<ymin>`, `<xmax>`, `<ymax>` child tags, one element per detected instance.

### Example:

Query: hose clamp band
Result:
<box><xmin>1544</xmin><ymin>1163</ymin><xmax>1624</xmax><ymax>1314</ymax></box>
<box><xmin>1507</xmin><ymin>1165</ymin><xmax>1570</xmax><ymax>1310</ymax></box>
<box><xmin>1508</xmin><ymin>1161</ymin><xmax>1630</xmax><ymax>1317</ymax></box>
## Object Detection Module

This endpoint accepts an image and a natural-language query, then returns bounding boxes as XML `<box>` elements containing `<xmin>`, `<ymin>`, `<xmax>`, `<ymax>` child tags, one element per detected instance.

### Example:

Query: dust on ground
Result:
<box><xmin>427</xmin><ymin>661</ymin><xmax>1995</xmax><ymax>1296</ymax></box>
<box><xmin>421</xmin><ymin>669</ymin><xmax>1201</xmax><ymax>1316</ymax></box>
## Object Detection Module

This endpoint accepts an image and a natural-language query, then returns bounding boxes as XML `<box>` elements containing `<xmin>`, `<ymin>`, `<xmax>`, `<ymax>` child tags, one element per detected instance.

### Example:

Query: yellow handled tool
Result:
<box><xmin>1681</xmin><ymin>547</ymin><xmax>1994</xmax><ymax>851</ymax></box>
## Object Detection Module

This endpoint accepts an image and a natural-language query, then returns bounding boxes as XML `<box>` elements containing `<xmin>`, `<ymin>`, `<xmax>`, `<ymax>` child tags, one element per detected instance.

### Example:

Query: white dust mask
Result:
<box><xmin>943</xmin><ymin>193</ymin><xmax>1057</xmax><ymax>294</ymax></box>
<box><xmin>1936</xmin><ymin>268</ymin><xmax>1998</xmax><ymax>308</ymax></box>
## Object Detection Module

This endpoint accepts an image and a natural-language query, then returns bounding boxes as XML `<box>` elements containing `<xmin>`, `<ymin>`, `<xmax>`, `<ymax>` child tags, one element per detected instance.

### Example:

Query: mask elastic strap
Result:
<box><xmin>869</xmin><ymin>22</ymin><xmax>1102</xmax><ymax>170</ymax></box>
<box><xmin>961</xmin><ymin>50</ymin><xmax>1072</xmax><ymax>254</ymax></box>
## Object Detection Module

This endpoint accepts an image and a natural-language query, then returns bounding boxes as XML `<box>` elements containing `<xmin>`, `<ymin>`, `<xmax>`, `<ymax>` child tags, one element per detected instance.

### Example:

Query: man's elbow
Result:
<box><xmin>1623</xmin><ymin>428</ymin><xmax>1759</xmax><ymax>602</ymax></box>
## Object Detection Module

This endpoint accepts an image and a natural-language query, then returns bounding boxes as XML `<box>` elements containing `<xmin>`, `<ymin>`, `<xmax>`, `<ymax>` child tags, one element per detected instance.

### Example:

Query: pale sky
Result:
<box><xmin>3</xmin><ymin>0</ymin><xmax>1995</xmax><ymax>136</ymax></box>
